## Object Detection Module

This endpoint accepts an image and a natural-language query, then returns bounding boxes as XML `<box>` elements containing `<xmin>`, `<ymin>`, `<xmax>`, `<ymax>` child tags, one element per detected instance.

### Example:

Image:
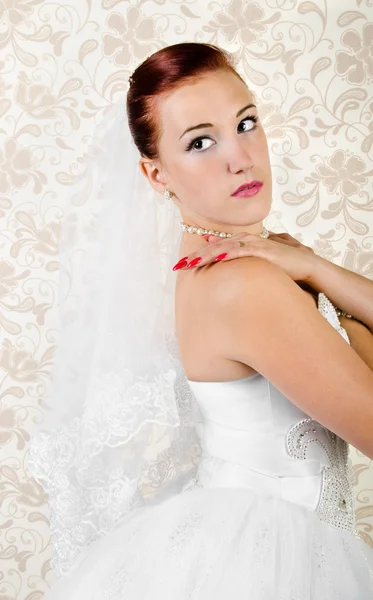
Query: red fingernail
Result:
<box><xmin>187</xmin><ymin>257</ymin><xmax>202</xmax><ymax>268</ymax></box>
<box><xmin>173</xmin><ymin>259</ymin><xmax>188</xmax><ymax>271</ymax></box>
<box><xmin>214</xmin><ymin>253</ymin><xmax>228</xmax><ymax>262</ymax></box>
<box><xmin>172</xmin><ymin>256</ymin><xmax>188</xmax><ymax>270</ymax></box>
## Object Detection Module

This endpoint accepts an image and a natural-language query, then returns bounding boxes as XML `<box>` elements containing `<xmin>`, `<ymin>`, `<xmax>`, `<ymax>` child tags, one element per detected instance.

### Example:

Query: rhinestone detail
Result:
<box><xmin>285</xmin><ymin>292</ymin><xmax>359</xmax><ymax>538</ymax></box>
<box><xmin>317</xmin><ymin>292</ymin><xmax>351</xmax><ymax>343</ymax></box>
<box><xmin>286</xmin><ymin>418</ymin><xmax>358</xmax><ymax>536</ymax></box>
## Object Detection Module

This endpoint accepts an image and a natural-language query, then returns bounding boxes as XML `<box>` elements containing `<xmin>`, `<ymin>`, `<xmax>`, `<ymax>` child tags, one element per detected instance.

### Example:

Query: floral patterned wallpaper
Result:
<box><xmin>0</xmin><ymin>0</ymin><xmax>372</xmax><ymax>598</ymax></box>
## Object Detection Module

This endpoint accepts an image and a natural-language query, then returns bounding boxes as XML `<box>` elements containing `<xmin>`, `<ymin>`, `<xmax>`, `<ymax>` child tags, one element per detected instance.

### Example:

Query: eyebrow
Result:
<box><xmin>178</xmin><ymin>103</ymin><xmax>257</xmax><ymax>140</ymax></box>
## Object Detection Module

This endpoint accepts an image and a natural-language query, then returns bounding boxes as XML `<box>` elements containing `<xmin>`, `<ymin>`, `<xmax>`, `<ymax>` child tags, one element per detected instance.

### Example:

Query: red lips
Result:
<box><xmin>231</xmin><ymin>181</ymin><xmax>263</xmax><ymax>196</ymax></box>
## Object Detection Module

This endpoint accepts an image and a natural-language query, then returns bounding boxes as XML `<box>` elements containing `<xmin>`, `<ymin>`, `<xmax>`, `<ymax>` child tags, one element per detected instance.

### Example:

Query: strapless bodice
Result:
<box><xmin>187</xmin><ymin>292</ymin><xmax>358</xmax><ymax>536</ymax></box>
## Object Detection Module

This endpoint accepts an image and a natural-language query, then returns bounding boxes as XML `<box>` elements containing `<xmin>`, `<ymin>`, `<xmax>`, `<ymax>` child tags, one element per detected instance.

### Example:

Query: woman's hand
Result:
<box><xmin>173</xmin><ymin>231</ymin><xmax>318</xmax><ymax>283</ymax></box>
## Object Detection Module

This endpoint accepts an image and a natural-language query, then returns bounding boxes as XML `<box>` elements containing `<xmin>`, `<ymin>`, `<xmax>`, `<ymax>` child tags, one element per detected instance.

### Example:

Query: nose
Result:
<box><xmin>226</xmin><ymin>139</ymin><xmax>253</xmax><ymax>173</ymax></box>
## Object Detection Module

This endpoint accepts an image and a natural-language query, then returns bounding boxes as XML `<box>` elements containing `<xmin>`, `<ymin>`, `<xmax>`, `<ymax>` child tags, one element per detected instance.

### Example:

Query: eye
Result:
<box><xmin>238</xmin><ymin>115</ymin><xmax>259</xmax><ymax>133</ymax></box>
<box><xmin>186</xmin><ymin>138</ymin><xmax>214</xmax><ymax>152</ymax></box>
<box><xmin>186</xmin><ymin>114</ymin><xmax>259</xmax><ymax>153</ymax></box>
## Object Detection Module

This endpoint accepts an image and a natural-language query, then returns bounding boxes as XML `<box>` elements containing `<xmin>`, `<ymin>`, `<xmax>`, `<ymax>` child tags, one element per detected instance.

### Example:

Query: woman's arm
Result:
<box><xmin>211</xmin><ymin>256</ymin><xmax>373</xmax><ymax>459</ymax></box>
<box><xmin>305</xmin><ymin>254</ymin><xmax>373</xmax><ymax>334</ymax></box>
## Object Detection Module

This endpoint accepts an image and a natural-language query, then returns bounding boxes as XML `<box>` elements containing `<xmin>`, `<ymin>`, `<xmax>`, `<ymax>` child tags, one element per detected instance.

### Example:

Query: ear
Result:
<box><xmin>139</xmin><ymin>158</ymin><xmax>167</xmax><ymax>195</ymax></box>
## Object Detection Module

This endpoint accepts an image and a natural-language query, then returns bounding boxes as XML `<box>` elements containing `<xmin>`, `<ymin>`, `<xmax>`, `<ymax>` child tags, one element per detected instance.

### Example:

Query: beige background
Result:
<box><xmin>1</xmin><ymin>0</ymin><xmax>373</xmax><ymax>597</ymax></box>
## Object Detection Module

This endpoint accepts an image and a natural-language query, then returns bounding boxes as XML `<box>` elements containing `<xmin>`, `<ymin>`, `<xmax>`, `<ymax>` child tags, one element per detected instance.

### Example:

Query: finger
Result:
<box><xmin>180</xmin><ymin>239</ymin><xmax>264</xmax><ymax>269</ymax></box>
<box><xmin>202</xmin><ymin>234</ymin><xmax>219</xmax><ymax>242</ymax></box>
<box><xmin>268</xmin><ymin>231</ymin><xmax>294</xmax><ymax>239</ymax></box>
<box><xmin>182</xmin><ymin>234</ymin><xmax>245</xmax><ymax>267</ymax></box>
<box><xmin>180</xmin><ymin>232</ymin><xmax>269</xmax><ymax>270</ymax></box>
<box><xmin>267</xmin><ymin>232</ymin><xmax>299</xmax><ymax>247</ymax></box>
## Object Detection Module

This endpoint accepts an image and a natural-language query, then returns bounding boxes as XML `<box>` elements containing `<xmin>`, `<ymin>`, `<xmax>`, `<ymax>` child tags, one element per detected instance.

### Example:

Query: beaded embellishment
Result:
<box><xmin>286</xmin><ymin>418</ymin><xmax>358</xmax><ymax>535</ymax></box>
<box><xmin>317</xmin><ymin>292</ymin><xmax>350</xmax><ymax>344</ymax></box>
<box><xmin>285</xmin><ymin>292</ymin><xmax>359</xmax><ymax>537</ymax></box>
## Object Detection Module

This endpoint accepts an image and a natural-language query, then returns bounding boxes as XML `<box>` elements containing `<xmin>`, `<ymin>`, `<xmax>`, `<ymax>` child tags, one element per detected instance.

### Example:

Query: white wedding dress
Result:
<box><xmin>42</xmin><ymin>292</ymin><xmax>373</xmax><ymax>599</ymax></box>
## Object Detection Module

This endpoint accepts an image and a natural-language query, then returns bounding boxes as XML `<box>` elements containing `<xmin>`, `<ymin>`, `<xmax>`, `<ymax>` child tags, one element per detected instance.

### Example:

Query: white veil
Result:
<box><xmin>27</xmin><ymin>99</ymin><xmax>203</xmax><ymax>576</ymax></box>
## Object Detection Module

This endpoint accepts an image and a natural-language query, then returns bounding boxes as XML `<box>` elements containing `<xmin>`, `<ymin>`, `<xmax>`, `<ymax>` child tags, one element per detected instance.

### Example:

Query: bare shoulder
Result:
<box><xmin>207</xmin><ymin>255</ymin><xmax>296</xmax><ymax>308</ymax></box>
<box><xmin>201</xmin><ymin>254</ymin><xmax>309</xmax><ymax>337</ymax></box>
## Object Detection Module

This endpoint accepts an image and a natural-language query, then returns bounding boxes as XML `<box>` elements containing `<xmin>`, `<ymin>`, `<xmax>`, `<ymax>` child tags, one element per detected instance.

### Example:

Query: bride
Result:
<box><xmin>28</xmin><ymin>41</ymin><xmax>373</xmax><ymax>599</ymax></box>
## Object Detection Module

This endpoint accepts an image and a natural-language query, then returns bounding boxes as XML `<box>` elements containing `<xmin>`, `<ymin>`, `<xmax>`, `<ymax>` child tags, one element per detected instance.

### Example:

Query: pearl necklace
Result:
<box><xmin>179</xmin><ymin>221</ymin><xmax>270</xmax><ymax>239</ymax></box>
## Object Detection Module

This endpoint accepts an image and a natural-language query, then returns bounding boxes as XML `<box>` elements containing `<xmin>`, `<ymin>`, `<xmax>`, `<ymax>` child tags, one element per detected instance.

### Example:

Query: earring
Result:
<box><xmin>163</xmin><ymin>188</ymin><xmax>173</xmax><ymax>200</ymax></box>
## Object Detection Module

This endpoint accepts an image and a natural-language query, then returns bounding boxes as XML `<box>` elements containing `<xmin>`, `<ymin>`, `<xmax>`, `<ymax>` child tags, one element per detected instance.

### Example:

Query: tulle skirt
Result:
<box><xmin>42</xmin><ymin>484</ymin><xmax>373</xmax><ymax>599</ymax></box>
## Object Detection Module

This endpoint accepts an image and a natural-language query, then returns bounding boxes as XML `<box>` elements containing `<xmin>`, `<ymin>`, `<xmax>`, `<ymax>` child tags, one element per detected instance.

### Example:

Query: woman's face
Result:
<box><xmin>140</xmin><ymin>69</ymin><xmax>272</xmax><ymax>235</ymax></box>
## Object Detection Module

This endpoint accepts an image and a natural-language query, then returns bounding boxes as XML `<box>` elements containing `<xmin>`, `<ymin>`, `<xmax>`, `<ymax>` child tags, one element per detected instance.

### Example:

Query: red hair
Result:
<box><xmin>126</xmin><ymin>42</ymin><xmax>246</xmax><ymax>159</ymax></box>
